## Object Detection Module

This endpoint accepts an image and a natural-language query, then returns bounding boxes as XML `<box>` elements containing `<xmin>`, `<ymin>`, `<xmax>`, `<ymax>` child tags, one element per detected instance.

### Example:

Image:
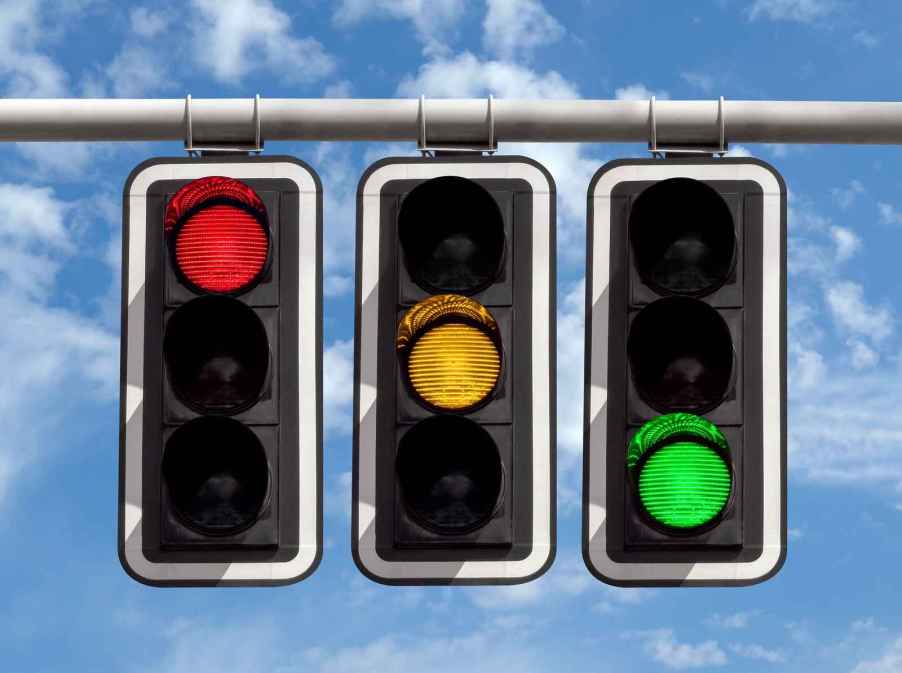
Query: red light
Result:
<box><xmin>165</xmin><ymin>177</ymin><xmax>270</xmax><ymax>294</ymax></box>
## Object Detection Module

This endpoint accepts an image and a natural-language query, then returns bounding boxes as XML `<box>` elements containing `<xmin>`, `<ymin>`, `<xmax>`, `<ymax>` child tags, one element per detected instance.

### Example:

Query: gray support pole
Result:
<box><xmin>1</xmin><ymin>97</ymin><xmax>902</xmax><ymax>145</ymax></box>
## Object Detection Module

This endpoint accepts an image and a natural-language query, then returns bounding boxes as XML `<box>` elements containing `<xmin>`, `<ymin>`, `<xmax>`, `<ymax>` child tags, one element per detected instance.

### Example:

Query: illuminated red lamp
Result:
<box><xmin>165</xmin><ymin>176</ymin><xmax>270</xmax><ymax>295</ymax></box>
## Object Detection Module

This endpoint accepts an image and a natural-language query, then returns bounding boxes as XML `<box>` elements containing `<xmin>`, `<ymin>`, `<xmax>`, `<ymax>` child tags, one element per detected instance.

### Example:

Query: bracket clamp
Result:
<box><xmin>648</xmin><ymin>95</ymin><xmax>728</xmax><ymax>157</ymax></box>
<box><xmin>184</xmin><ymin>94</ymin><xmax>264</xmax><ymax>155</ymax></box>
<box><xmin>418</xmin><ymin>94</ymin><xmax>498</xmax><ymax>155</ymax></box>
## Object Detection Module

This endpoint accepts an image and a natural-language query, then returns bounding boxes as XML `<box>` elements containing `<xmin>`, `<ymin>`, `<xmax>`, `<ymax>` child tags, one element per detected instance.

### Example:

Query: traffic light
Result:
<box><xmin>119</xmin><ymin>156</ymin><xmax>322</xmax><ymax>586</ymax></box>
<box><xmin>583</xmin><ymin>158</ymin><xmax>786</xmax><ymax>587</ymax></box>
<box><xmin>353</xmin><ymin>156</ymin><xmax>556</xmax><ymax>585</ymax></box>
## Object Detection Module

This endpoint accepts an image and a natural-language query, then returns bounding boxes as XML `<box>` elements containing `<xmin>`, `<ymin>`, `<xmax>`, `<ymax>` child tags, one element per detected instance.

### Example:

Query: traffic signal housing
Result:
<box><xmin>119</xmin><ymin>156</ymin><xmax>322</xmax><ymax>586</ymax></box>
<box><xmin>353</xmin><ymin>156</ymin><xmax>556</xmax><ymax>585</ymax></box>
<box><xmin>583</xmin><ymin>158</ymin><xmax>786</xmax><ymax>586</ymax></box>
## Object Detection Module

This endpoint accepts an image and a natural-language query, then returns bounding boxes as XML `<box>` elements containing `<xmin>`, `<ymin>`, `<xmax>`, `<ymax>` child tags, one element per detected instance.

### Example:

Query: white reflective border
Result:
<box><xmin>122</xmin><ymin>161</ymin><xmax>320</xmax><ymax>584</ymax></box>
<box><xmin>586</xmin><ymin>162</ymin><xmax>784</xmax><ymax>583</ymax></box>
<box><xmin>356</xmin><ymin>160</ymin><xmax>553</xmax><ymax>582</ymax></box>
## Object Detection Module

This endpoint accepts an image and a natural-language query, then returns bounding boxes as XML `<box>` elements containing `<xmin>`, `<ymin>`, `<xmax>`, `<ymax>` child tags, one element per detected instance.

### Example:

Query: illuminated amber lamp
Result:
<box><xmin>397</xmin><ymin>294</ymin><xmax>502</xmax><ymax>411</ymax></box>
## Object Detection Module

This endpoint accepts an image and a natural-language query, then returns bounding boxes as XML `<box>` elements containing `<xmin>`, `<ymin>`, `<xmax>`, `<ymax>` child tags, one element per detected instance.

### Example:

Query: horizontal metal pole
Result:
<box><xmin>1</xmin><ymin>97</ymin><xmax>902</xmax><ymax>145</ymax></box>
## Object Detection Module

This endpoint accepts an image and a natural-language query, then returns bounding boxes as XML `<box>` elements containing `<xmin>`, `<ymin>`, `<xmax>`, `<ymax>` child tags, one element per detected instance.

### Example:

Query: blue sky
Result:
<box><xmin>2</xmin><ymin>0</ymin><xmax>902</xmax><ymax>670</ymax></box>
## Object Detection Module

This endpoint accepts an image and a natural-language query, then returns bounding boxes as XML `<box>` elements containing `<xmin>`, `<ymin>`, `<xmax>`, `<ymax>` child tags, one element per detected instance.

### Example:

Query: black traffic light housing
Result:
<box><xmin>119</xmin><ymin>156</ymin><xmax>322</xmax><ymax>586</ymax></box>
<box><xmin>583</xmin><ymin>158</ymin><xmax>786</xmax><ymax>586</ymax></box>
<box><xmin>353</xmin><ymin>156</ymin><xmax>556</xmax><ymax>585</ymax></box>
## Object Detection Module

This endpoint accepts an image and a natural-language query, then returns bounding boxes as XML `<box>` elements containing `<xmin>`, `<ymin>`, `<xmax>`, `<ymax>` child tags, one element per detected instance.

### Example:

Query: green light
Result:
<box><xmin>628</xmin><ymin>413</ymin><xmax>732</xmax><ymax>531</ymax></box>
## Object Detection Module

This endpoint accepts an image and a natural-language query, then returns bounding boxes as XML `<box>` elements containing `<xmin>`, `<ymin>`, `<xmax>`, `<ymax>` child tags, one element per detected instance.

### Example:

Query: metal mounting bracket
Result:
<box><xmin>648</xmin><ymin>95</ymin><xmax>729</xmax><ymax>158</ymax></box>
<box><xmin>184</xmin><ymin>93</ymin><xmax>264</xmax><ymax>155</ymax></box>
<box><xmin>418</xmin><ymin>94</ymin><xmax>498</xmax><ymax>156</ymax></box>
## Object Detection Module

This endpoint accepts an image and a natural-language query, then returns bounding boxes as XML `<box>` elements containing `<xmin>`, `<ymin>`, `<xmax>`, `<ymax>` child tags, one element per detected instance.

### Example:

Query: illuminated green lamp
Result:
<box><xmin>627</xmin><ymin>413</ymin><xmax>732</xmax><ymax>531</ymax></box>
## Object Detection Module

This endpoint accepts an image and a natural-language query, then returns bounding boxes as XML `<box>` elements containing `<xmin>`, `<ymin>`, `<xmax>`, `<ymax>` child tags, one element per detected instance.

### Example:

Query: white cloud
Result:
<box><xmin>323</xmin><ymin>339</ymin><xmax>354</xmax><ymax>437</ymax></box>
<box><xmin>130</xmin><ymin>6</ymin><xmax>168</xmax><ymax>37</ymax></box>
<box><xmin>789</xmin><ymin>193</ymin><xmax>832</xmax><ymax>233</ymax></box>
<box><xmin>0</xmin><ymin>291</ymin><xmax>118</xmax><ymax>501</ymax></box>
<box><xmin>831</xmin><ymin>226</ymin><xmax>861</xmax><ymax>262</ymax></box>
<box><xmin>0</xmin><ymin>183</ymin><xmax>72</xmax><ymax>257</ymax></box>
<box><xmin>789</xmin><ymin>362</ymin><xmax>902</xmax><ymax>489</ymax></box>
<box><xmin>853</xmin><ymin>30</ymin><xmax>879</xmax><ymax>48</ymax></box>
<box><xmin>469</xmin><ymin>554</ymin><xmax>590</xmax><ymax>610</ymax></box>
<box><xmin>853</xmin><ymin>637</ymin><xmax>902</xmax><ymax>673</ymax></box>
<box><xmin>825</xmin><ymin>281</ymin><xmax>892</xmax><ymax>342</ymax></box>
<box><xmin>725</xmin><ymin>144</ymin><xmax>753</xmax><ymax>157</ymax></box>
<box><xmin>788</xmin><ymin>199</ymin><xmax>861</xmax><ymax>275</ymax></box>
<box><xmin>483</xmin><ymin>0</ymin><xmax>564</xmax><ymax>61</ymax></box>
<box><xmin>313</xmin><ymin>142</ymin><xmax>358</xmax><ymax>296</ymax></box>
<box><xmin>680</xmin><ymin>71</ymin><xmax>715</xmax><ymax>93</ymax></box>
<box><xmin>76</xmin><ymin>6</ymin><xmax>173</xmax><ymax>99</ymax></box>
<box><xmin>789</xmin><ymin>301</ymin><xmax>826</xmax><ymax>391</ymax></box>
<box><xmin>784</xmin><ymin>620</ymin><xmax>815</xmax><ymax>646</ymax></box>
<box><xmin>626</xmin><ymin>630</ymin><xmax>727</xmax><ymax>670</ymax></box>
<box><xmin>548</xmin><ymin>557</ymin><xmax>593</xmax><ymax>596</ymax></box>
<box><xmin>324</xmin><ymin>275</ymin><xmax>353</xmax><ymax>297</ymax></box>
<box><xmin>333</xmin><ymin>0</ymin><xmax>466</xmax><ymax>57</ymax></box>
<box><xmin>729</xmin><ymin>643</ymin><xmax>786</xmax><ymax>663</ymax></box>
<box><xmin>706</xmin><ymin>611</ymin><xmax>758</xmax><ymax>630</ymax></box>
<box><xmin>769</xmin><ymin>143</ymin><xmax>791</xmax><ymax>158</ymax></box>
<box><xmin>849</xmin><ymin>339</ymin><xmax>879</xmax><ymax>369</ymax></box>
<box><xmin>324</xmin><ymin>80</ymin><xmax>353</xmax><ymax>98</ymax></box>
<box><xmin>790</xmin><ymin>346</ymin><xmax>826</xmax><ymax>391</ymax></box>
<box><xmin>782</xmin><ymin>197</ymin><xmax>902</xmax><ymax>487</ymax></box>
<box><xmin>593</xmin><ymin>586</ymin><xmax>655</xmax><ymax>614</ymax></box>
<box><xmin>97</xmin><ymin>209</ymin><xmax>122</xmax><ymax>327</ymax></box>
<box><xmin>469</xmin><ymin>581</ymin><xmax>544</xmax><ymax>610</ymax></box>
<box><xmin>307</xmin><ymin>631</ymin><xmax>549</xmax><ymax>673</ymax></box>
<box><xmin>190</xmin><ymin>0</ymin><xmax>334</xmax><ymax>84</ymax></box>
<box><xmin>557</xmin><ymin>278</ymin><xmax>585</xmax><ymax>512</ymax></box>
<box><xmin>878</xmin><ymin>202</ymin><xmax>902</xmax><ymax>225</ymax></box>
<box><xmin>615</xmin><ymin>83</ymin><xmax>670</xmax><ymax>101</ymax></box>
<box><xmin>144</xmin><ymin>618</ymin><xmax>281</xmax><ymax>673</ymax></box>
<box><xmin>106</xmin><ymin>45</ymin><xmax>169</xmax><ymax>97</ymax></box>
<box><xmin>746</xmin><ymin>0</ymin><xmax>837</xmax><ymax>23</ymax></box>
<box><xmin>0</xmin><ymin>182</ymin><xmax>117</xmax><ymax>504</ymax></box>
<box><xmin>851</xmin><ymin>617</ymin><xmax>887</xmax><ymax>634</ymax></box>
<box><xmin>325</xmin><ymin>471</ymin><xmax>352</xmax><ymax>520</ymax></box>
<box><xmin>0</xmin><ymin>1</ymin><xmax>68</xmax><ymax>97</ymax></box>
<box><xmin>832</xmin><ymin>179</ymin><xmax>865</xmax><ymax>209</ymax></box>
<box><xmin>397</xmin><ymin>51</ymin><xmax>579</xmax><ymax>99</ymax></box>
<box><xmin>0</xmin><ymin>180</ymin><xmax>102</xmax><ymax>291</ymax></box>
<box><xmin>0</xmin><ymin>4</ymin><xmax>137</xmax><ymax>169</ymax></box>
<box><xmin>787</xmin><ymin>198</ymin><xmax>891</xmax><ymax>380</ymax></box>
<box><xmin>145</xmin><ymin>616</ymin><xmax>556</xmax><ymax>673</ymax></box>
<box><xmin>13</xmin><ymin>142</ymin><xmax>105</xmax><ymax>182</ymax></box>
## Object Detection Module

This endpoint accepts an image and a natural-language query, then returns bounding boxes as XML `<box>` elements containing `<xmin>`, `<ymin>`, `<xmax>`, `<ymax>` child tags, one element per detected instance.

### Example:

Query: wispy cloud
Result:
<box><xmin>852</xmin><ymin>636</ymin><xmax>902</xmax><ymax>673</ymax></box>
<box><xmin>729</xmin><ymin>642</ymin><xmax>786</xmax><ymax>663</ymax></box>
<box><xmin>825</xmin><ymin>281</ymin><xmax>893</xmax><ymax>342</ymax></box>
<box><xmin>680</xmin><ymin>71</ymin><xmax>715</xmax><ymax>93</ymax></box>
<box><xmin>483</xmin><ymin>0</ymin><xmax>565</xmax><ymax>61</ymax></box>
<box><xmin>878</xmin><ymin>202</ymin><xmax>902</xmax><ymax>225</ymax></box>
<box><xmin>853</xmin><ymin>30</ymin><xmax>879</xmax><ymax>48</ymax></box>
<box><xmin>333</xmin><ymin>0</ymin><xmax>466</xmax><ymax>57</ymax></box>
<box><xmin>0</xmin><ymin>181</ymin><xmax>117</xmax><ymax>505</ymax></box>
<box><xmin>191</xmin><ymin>0</ymin><xmax>334</xmax><ymax>84</ymax></box>
<box><xmin>625</xmin><ymin>629</ymin><xmax>727</xmax><ymax>670</ymax></box>
<box><xmin>323</xmin><ymin>339</ymin><xmax>354</xmax><ymax>437</ymax></box>
<box><xmin>746</xmin><ymin>0</ymin><xmax>837</xmax><ymax>23</ymax></box>
<box><xmin>706</xmin><ymin>611</ymin><xmax>760</xmax><ymax>630</ymax></box>
<box><xmin>832</xmin><ymin>180</ymin><xmax>865</xmax><ymax>209</ymax></box>
<box><xmin>0</xmin><ymin>0</ymin><xmax>68</xmax><ymax>97</ymax></box>
<box><xmin>615</xmin><ymin>83</ymin><xmax>670</xmax><ymax>100</ymax></box>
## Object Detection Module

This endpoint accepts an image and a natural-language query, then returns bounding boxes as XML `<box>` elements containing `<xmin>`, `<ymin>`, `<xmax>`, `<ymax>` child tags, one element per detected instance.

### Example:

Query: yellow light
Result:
<box><xmin>398</xmin><ymin>295</ymin><xmax>501</xmax><ymax>410</ymax></box>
